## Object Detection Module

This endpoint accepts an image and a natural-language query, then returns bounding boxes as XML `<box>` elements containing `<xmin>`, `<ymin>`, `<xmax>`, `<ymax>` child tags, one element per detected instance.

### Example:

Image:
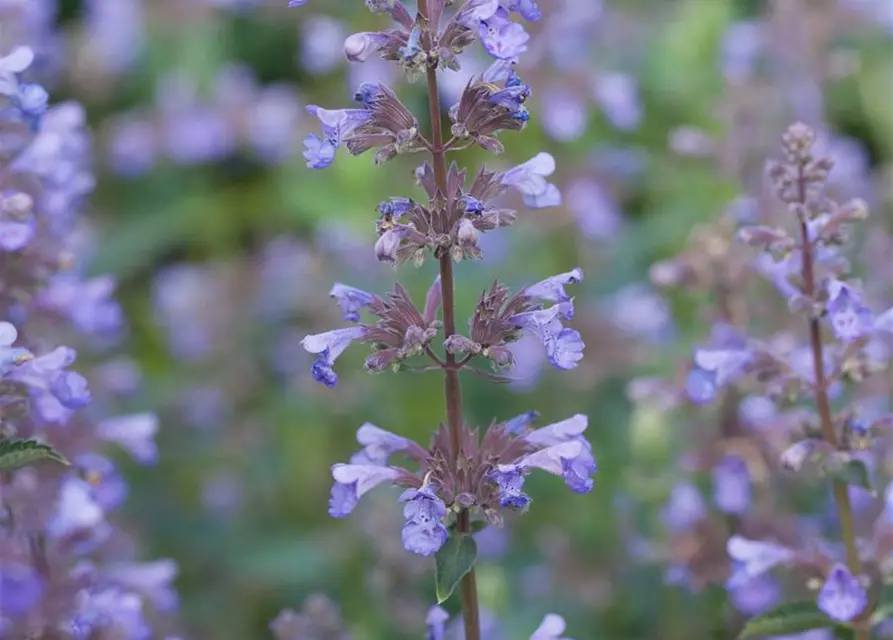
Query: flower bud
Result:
<box><xmin>364</xmin><ymin>348</ymin><xmax>400</xmax><ymax>372</ymax></box>
<box><xmin>344</xmin><ymin>32</ymin><xmax>386</xmax><ymax>63</ymax></box>
<box><xmin>444</xmin><ymin>334</ymin><xmax>480</xmax><ymax>355</ymax></box>
<box><xmin>375</xmin><ymin>228</ymin><xmax>401</xmax><ymax>263</ymax></box>
<box><xmin>457</xmin><ymin>218</ymin><xmax>479</xmax><ymax>249</ymax></box>
<box><xmin>483</xmin><ymin>345</ymin><xmax>514</xmax><ymax>368</ymax></box>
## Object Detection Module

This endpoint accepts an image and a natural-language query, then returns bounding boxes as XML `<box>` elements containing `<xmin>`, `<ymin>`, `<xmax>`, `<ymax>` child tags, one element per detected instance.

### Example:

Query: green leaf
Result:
<box><xmin>0</xmin><ymin>439</ymin><xmax>69</xmax><ymax>470</ymax></box>
<box><xmin>871</xmin><ymin>583</ymin><xmax>893</xmax><ymax>624</ymax></box>
<box><xmin>835</xmin><ymin>459</ymin><xmax>875</xmax><ymax>494</ymax></box>
<box><xmin>737</xmin><ymin>602</ymin><xmax>834</xmax><ymax>639</ymax></box>
<box><xmin>435</xmin><ymin>534</ymin><xmax>478</xmax><ymax>604</ymax></box>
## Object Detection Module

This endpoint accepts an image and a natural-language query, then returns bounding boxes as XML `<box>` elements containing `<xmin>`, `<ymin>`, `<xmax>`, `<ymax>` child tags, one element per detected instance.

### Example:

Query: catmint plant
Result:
<box><xmin>0</xmin><ymin>43</ymin><xmax>178</xmax><ymax>638</ymax></box>
<box><xmin>666</xmin><ymin>122</ymin><xmax>893</xmax><ymax>639</ymax></box>
<box><xmin>289</xmin><ymin>0</ymin><xmax>594</xmax><ymax>636</ymax></box>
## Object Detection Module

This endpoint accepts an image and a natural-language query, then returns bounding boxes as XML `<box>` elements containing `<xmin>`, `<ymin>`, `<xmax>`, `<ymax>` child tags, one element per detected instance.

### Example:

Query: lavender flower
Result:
<box><xmin>501</xmin><ymin>153</ymin><xmax>561</xmax><ymax>208</ymax></box>
<box><xmin>400</xmin><ymin>484</ymin><xmax>449</xmax><ymax>556</ymax></box>
<box><xmin>816</xmin><ymin>564</ymin><xmax>867</xmax><ymax>622</ymax></box>
<box><xmin>301</xmin><ymin>326</ymin><xmax>368</xmax><ymax>387</ymax></box>
<box><xmin>328</xmin><ymin>464</ymin><xmax>403</xmax><ymax>517</ymax></box>
<box><xmin>303</xmin><ymin>106</ymin><xmax>371</xmax><ymax>169</ymax></box>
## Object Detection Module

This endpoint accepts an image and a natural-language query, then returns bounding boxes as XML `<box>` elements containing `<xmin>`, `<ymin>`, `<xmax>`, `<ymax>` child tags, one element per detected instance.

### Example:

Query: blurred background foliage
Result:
<box><xmin>37</xmin><ymin>0</ymin><xmax>893</xmax><ymax>636</ymax></box>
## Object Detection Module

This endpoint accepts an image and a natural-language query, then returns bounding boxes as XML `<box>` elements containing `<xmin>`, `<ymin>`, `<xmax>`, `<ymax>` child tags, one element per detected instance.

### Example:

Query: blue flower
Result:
<box><xmin>0</xmin><ymin>321</ymin><xmax>33</xmax><ymax>376</ymax></box>
<box><xmin>302</xmin><ymin>106</ymin><xmax>371</xmax><ymax>169</ymax></box>
<box><xmin>826</xmin><ymin>280</ymin><xmax>873</xmax><ymax>343</ymax></box>
<box><xmin>400</xmin><ymin>484</ymin><xmax>448</xmax><ymax>556</ymax></box>
<box><xmin>287</xmin><ymin>0</ymin><xmax>307</xmax><ymax>6</ymax></box>
<box><xmin>0</xmin><ymin>46</ymin><xmax>34</xmax><ymax>97</ymax></box>
<box><xmin>76</xmin><ymin>453</ymin><xmax>128</xmax><ymax>511</ymax></box>
<box><xmin>490</xmin><ymin>466</ymin><xmax>530</xmax><ymax>509</ymax></box>
<box><xmin>354</xmin><ymin>82</ymin><xmax>383</xmax><ymax>107</ymax></box>
<box><xmin>529</xmin><ymin>613</ymin><xmax>571</xmax><ymax>640</ymax></box>
<box><xmin>503</xmin><ymin>410</ymin><xmax>539</xmax><ymax>434</ymax></box>
<box><xmin>817</xmin><ymin>564</ymin><xmax>867</xmax><ymax>622</ymax></box>
<box><xmin>523</xmin><ymin>268</ymin><xmax>583</xmax><ymax>319</ymax></box>
<box><xmin>71</xmin><ymin>588</ymin><xmax>150</xmax><ymax>640</ymax></box>
<box><xmin>329</xmin><ymin>283</ymin><xmax>375</xmax><ymax>322</ymax></box>
<box><xmin>726</xmin><ymin>535</ymin><xmax>794</xmax><ymax>578</ymax></box>
<box><xmin>0</xmin><ymin>190</ymin><xmax>37</xmax><ymax>251</ymax></box>
<box><xmin>0</xmin><ymin>561</ymin><xmax>43</xmax><ymax>618</ymax></box>
<box><xmin>426</xmin><ymin>605</ymin><xmax>449</xmax><ymax>640</ymax></box>
<box><xmin>97</xmin><ymin>413</ymin><xmax>159</xmax><ymax>464</ymax></box>
<box><xmin>50</xmin><ymin>370</ymin><xmax>92</xmax><ymax>409</ymax></box>
<box><xmin>660</xmin><ymin>481</ymin><xmax>705</xmax><ymax>533</ymax></box>
<box><xmin>712</xmin><ymin>454</ymin><xmax>751</xmax><ymax>515</ymax></box>
<box><xmin>479</xmin><ymin>10</ymin><xmax>531</xmax><ymax>60</ymax></box>
<box><xmin>301</xmin><ymin>326</ymin><xmax>367</xmax><ymax>387</ymax></box>
<box><xmin>377</xmin><ymin>196</ymin><xmax>413</xmax><ymax>218</ymax></box>
<box><xmin>507</xmin><ymin>0</ymin><xmax>542</xmax><ymax>22</ymax></box>
<box><xmin>511</xmin><ymin>306</ymin><xmax>584</xmax><ymax>370</ymax></box>
<box><xmin>349</xmin><ymin>422</ymin><xmax>412</xmax><ymax>465</ymax></box>
<box><xmin>501</xmin><ymin>153</ymin><xmax>561</xmax><ymax>208</ymax></box>
<box><xmin>14</xmin><ymin>82</ymin><xmax>49</xmax><ymax>123</ymax></box>
<box><xmin>686</xmin><ymin>347</ymin><xmax>753</xmax><ymax>404</ymax></box>
<box><xmin>328</xmin><ymin>463</ymin><xmax>402</xmax><ymax>517</ymax></box>
<box><xmin>104</xmin><ymin>560</ymin><xmax>179</xmax><ymax>612</ymax></box>
<box><xmin>48</xmin><ymin>477</ymin><xmax>106</xmax><ymax>538</ymax></box>
<box><xmin>510</xmin><ymin>439</ymin><xmax>595</xmax><ymax>493</ymax></box>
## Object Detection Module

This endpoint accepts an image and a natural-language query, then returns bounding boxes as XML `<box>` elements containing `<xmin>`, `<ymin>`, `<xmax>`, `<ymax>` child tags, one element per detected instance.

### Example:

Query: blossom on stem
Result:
<box><xmin>511</xmin><ymin>306</ymin><xmax>584</xmax><ymax>370</ymax></box>
<box><xmin>328</xmin><ymin>463</ymin><xmax>402</xmax><ymax>517</ymax></box>
<box><xmin>301</xmin><ymin>326</ymin><xmax>367</xmax><ymax>387</ymax></box>
<box><xmin>726</xmin><ymin>536</ymin><xmax>794</xmax><ymax>579</ymax></box>
<box><xmin>523</xmin><ymin>268</ymin><xmax>583</xmax><ymax>319</ymax></box>
<box><xmin>816</xmin><ymin>564</ymin><xmax>867</xmax><ymax>622</ymax></box>
<box><xmin>501</xmin><ymin>153</ymin><xmax>561</xmax><ymax>208</ymax></box>
<box><xmin>349</xmin><ymin>422</ymin><xmax>412</xmax><ymax>465</ymax></box>
<box><xmin>302</xmin><ymin>106</ymin><xmax>371</xmax><ymax>169</ymax></box>
<box><xmin>400</xmin><ymin>484</ymin><xmax>448</xmax><ymax>556</ymax></box>
<box><xmin>826</xmin><ymin>280</ymin><xmax>872</xmax><ymax>343</ymax></box>
<box><xmin>329</xmin><ymin>283</ymin><xmax>376</xmax><ymax>322</ymax></box>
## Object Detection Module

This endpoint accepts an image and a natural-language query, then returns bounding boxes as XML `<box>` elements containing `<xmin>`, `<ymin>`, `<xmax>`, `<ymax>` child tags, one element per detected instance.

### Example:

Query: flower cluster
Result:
<box><xmin>0</xmin><ymin>45</ymin><xmax>178</xmax><ymax>638</ymax></box>
<box><xmin>643</xmin><ymin>122</ymin><xmax>893</xmax><ymax>637</ymax></box>
<box><xmin>287</xmin><ymin>0</ymin><xmax>588</xmax><ymax>636</ymax></box>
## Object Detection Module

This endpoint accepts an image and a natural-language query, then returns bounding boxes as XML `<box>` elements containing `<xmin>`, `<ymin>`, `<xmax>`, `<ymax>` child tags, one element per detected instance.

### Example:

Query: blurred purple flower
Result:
<box><xmin>400</xmin><ymin>484</ymin><xmax>448</xmax><ymax>556</ymax></box>
<box><xmin>817</xmin><ymin>564</ymin><xmax>867</xmax><ymax>622</ymax></box>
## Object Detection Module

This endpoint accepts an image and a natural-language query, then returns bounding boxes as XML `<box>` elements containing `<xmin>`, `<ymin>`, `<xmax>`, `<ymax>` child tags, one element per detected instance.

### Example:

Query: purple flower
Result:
<box><xmin>490</xmin><ymin>465</ymin><xmax>531</xmax><ymax>509</ymax></box>
<box><xmin>876</xmin><ymin>306</ymin><xmax>893</xmax><ymax>333</ymax></box>
<box><xmin>826</xmin><ymin>280</ymin><xmax>873</xmax><ymax>343</ymax></box>
<box><xmin>426</xmin><ymin>605</ymin><xmax>449</xmax><ymax>640</ymax></box>
<box><xmin>686</xmin><ymin>347</ymin><xmax>753</xmax><ymax>404</ymax></box>
<box><xmin>328</xmin><ymin>463</ymin><xmax>402</xmax><ymax>517</ymax></box>
<box><xmin>0</xmin><ymin>321</ymin><xmax>33</xmax><ymax>376</ymax></box>
<box><xmin>817</xmin><ymin>564</ymin><xmax>867</xmax><ymax>622</ymax></box>
<box><xmin>727</xmin><ymin>571</ymin><xmax>780</xmax><ymax>615</ymax></box>
<box><xmin>48</xmin><ymin>478</ymin><xmax>106</xmax><ymax>538</ymax></box>
<box><xmin>37</xmin><ymin>275</ymin><xmax>124</xmax><ymax>337</ymax></box>
<box><xmin>511</xmin><ymin>306</ymin><xmax>584</xmax><ymax>370</ymax></box>
<box><xmin>660</xmin><ymin>482</ymin><xmax>705</xmax><ymax>533</ymax></box>
<box><xmin>329</xmin><ymin>283</ymin><xmax>375</xmax><ymax>322</ymax></box>
<box><xmin>344</xmin><ymin>32</ymin><xmax>389</xmax><ymax>63</ymax></box>
<box><xmin>510</xmin><ymin>439</ymin><xmax>595</xmax><ymax>493</ymax></box>
<box><xmin>566</xmin><ymin>179</ymin><xmax>623</xmax><ymax>241</ymax></box>
<box><xmin>288</xmin><ymin>0</ymin><xmax>307</xmax><ymax>5</ymax></box>
<box><xmin>349</xmin><ymin>422</ymin><xmax>411</xmax><ymax>465</ymax></box>
<box><xmin>301</xmin><ymin>326</ymin><xmax>367</xmax><ymax>387</ymax></box>
<box><xmin>71</xmin><ymin>588</ymin><xmax>150</xmax><ymax>640</ymax></box>
<box><xmin>727</xmin><ymin>536</ymin><xmax>794</xmax><ymax>578</ymax></box>
<box><xmin>97</xmin><ymin>413</ymin><xmax>159</xmax><ymax>464</ymax></box>
<box><xmin>501</xmin><ymin>153</ymin><xmax>561</xmax><ymax>208</ymax></box>
<box><xmin>592</xmin><ymin>72</ymin><xmax>643</xmax><ymax>131</ymax></box>
<box><xmin>479</xmin><ymin>10</ymin><xmax>530</xmax><ymax>60</ymax></box>
<box><xmin>504</xmin><ymin>410</ymin><xmax>539</xmax><ymax>434</ymax></box>
<box><xmin>529</xmin><ymin>613</ymin><xmax>570</xmax><ymax>640</ymax></box>
<box><xmin>712</xmin><ymin>454</ymin><xmax>751</xmax><ymax>515</ymax></box>
<box><xmin>51</xmin><ymin>370</ymin><xmax>92</xmax><ymax>409</ymax></box>
<box><xmin>400</xmin><ymin>484</ymin><xmax>449</xmax><ymax>556</ymax></box>
<box><xmin>507</xmin><ymin>0</ymin><xmax>542</xmax><ymax>22</ymax></box>
<box><xmin>0</xmin><ymin>191</ymin><xmax>36</xmax><ymax>251</ymax></box>
<box><xmin>523</xmin><ymin>268</ymin><xmax>583</xmax><ymax>319</ymax></box>
<box><xmin>303</xmin><ymin>105</ymin><xmax>371</xmax><ymax>169</ymax></box>
<box><xmin>0</xmin><ymin>46</ymin><xmax>34</xmax><ymax>97</ymax></box>
<box><xmin>76</xmin><ymin>453</ymin><xmax>128</xmax><ymax>510</ymax></box>
<box><xmin>105</xmin><ymin>560</ymin><xmax>179</xmax><ymax>611</ymax></box>
<box><xmin>0</xmin><ymin>561</ymin><xmax>43</xmax><ymax>617</ymax></box>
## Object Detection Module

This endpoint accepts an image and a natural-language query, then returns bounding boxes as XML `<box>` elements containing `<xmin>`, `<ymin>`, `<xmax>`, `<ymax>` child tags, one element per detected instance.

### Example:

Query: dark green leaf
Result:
<box><xmin>737</xmin><ymin>602</ymin><xmax>834</xmax><ymax>639</ymax></box>
<box><xmin>0</xmin><ymin>439</ymin><xmax>69</xmax><ymax>470</ymax></box>
<box><xmin>835</xmin><ymin>459</ymin><xmax>875</xmax><ymax>493</ymax></box>
<box><xmin>435</xmin><ymin>534</ymin><xmax>477</xmax><ymax>604</ymax></box>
